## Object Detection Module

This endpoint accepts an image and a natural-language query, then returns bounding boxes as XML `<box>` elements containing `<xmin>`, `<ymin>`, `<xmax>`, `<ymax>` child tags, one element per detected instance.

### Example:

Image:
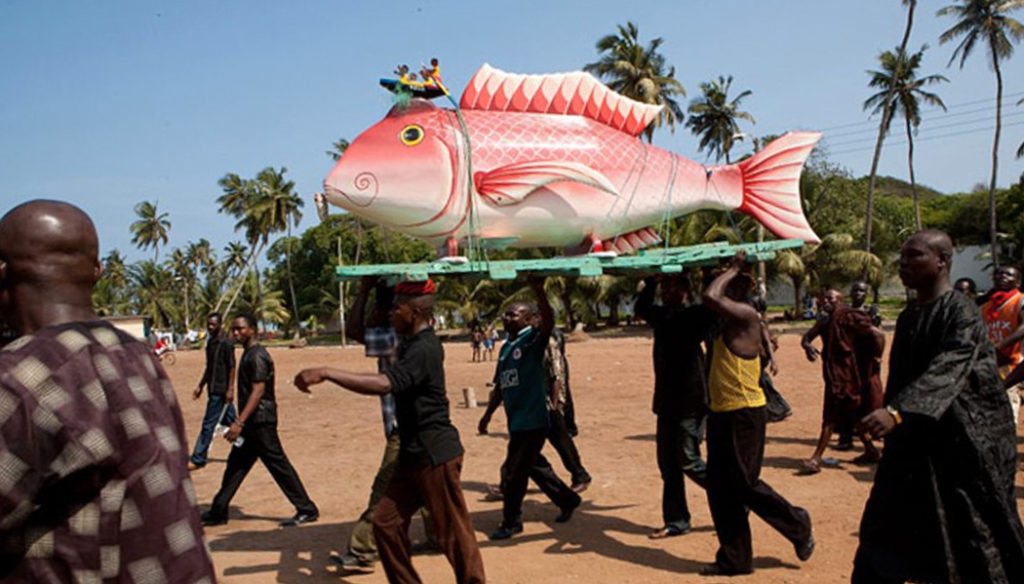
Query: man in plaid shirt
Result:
<box><xmin>0</xmin><ymin>200</ymin><xmax>215</xmax><ymax>583</ymax></box>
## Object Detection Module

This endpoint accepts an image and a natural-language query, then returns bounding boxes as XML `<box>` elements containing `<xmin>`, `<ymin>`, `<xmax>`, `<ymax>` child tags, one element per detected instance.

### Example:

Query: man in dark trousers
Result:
<box><xmin>635</xmin><ymin>274</ymin><xmax>715</xmax><ymax>539</ymax></box>
<box><xmin>853</xmin><ymin>230</ymin><xmax>1024</xmax><ymax>584</ymax></box>
<box><xmin>0</xmin><ymin>200</ymin><xmax>215</xmax><ymax>581</ymax></box>
<box><xmin>336</xmin><ymin>277</ymin><xmax>436</xmax><ymax>571</ymax></box>
<box><xmin>188</xmin><ymin>312</ymin><xmax>237</xmax><ymax>470</ymax></box>
<box><xmin>478</xmin><ymin>277</ymin><xmax>581</xmax><ymax>540</ymax></box>
<box><xmin>701</xmin><ymin>252</ymin><xmax>814</xmax><ymax>576</ymax></box>
<box><xmin>294</xmin><ymin>280</ymin><xmax>485</xmax><ymax>584</ymax></box>
<box><xmin>201</xmin><ymin>313</ymin><xmax>319</xmax><ymax>527</ymax></box>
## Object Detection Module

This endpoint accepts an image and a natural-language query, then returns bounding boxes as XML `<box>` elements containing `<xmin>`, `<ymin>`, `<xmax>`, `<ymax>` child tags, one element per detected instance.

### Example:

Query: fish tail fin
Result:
<box><xmin>736</xmin><ymin>132</ymin><xmax>821</xmax><ymax>243</ymax></box>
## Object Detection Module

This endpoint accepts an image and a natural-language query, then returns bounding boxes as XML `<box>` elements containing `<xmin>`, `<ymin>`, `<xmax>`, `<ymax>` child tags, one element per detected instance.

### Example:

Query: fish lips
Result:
<box><xmin>324</xmin><ymin>171</ymin><xmax>379</xmax><ymax>208</ymax></box>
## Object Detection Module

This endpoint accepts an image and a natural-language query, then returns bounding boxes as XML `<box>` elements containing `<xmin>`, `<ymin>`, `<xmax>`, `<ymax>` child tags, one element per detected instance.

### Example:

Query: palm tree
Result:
<box><xmin>864</xmin><ymin>45</ymin><xmax>948</xmax><ymax>229</ymax></box>
<box><xmin>865</xmin><ymin>0</ymin><xmax>918</xmax><ymax>255</ymax></box>
<box><xmin>130</xmin><ymin>201</ymin><xmax>171</xmax><ymax>262</ymax></box>
<box><xmin>168</xmin><ymin>247</ymin><xmax>194</xmax><ymax>331</ymax></box>
<box><xmin>685</xmin><ymin>75</ymin><xmax>755</xmax><ymax>164</ymax></box>
<box><xmin>938</xmin><ymin>0</ymin><xmax>1024</xmax><ymax>269</ymax></box>
<box><xmin>254</xmin><ymin>167</ymin><xmax>304</xmax><ymax>336</ymax></box>
<box><xmin>326</xmin><ymin>138</ymin><xmax>350</xmax><ymax>162</ymax></box>
<box><xmin>583</xmin><ymin>21</ymin><xmax>686</xmax><ymax>141</ymax></box>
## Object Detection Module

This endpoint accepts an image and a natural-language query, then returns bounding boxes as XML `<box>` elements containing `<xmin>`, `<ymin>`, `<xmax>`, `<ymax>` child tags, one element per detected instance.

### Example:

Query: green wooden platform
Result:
<box><xmin>335</xmin><ymin>239</ymin><xmax>803</xmax><ymax>282</ymax></box>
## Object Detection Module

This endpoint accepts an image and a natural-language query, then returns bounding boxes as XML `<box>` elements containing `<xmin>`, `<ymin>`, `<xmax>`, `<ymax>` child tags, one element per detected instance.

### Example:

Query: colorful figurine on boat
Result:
<box><xmin>379</xmin><ymin>58</ymin><xmax>449</xmax><ymax>100</ymax></box>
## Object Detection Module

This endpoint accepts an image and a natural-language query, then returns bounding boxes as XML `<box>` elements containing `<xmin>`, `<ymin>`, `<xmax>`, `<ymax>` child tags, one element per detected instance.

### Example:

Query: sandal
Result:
<box><xmin>797</xmin><ymin>459</ymin><xmax>822</xmax><ymax>475</ymax></box>
<box><xmin>649</xmin><ymin>523</ymin><xmax>690</xmax><ymax>539</ymax></box>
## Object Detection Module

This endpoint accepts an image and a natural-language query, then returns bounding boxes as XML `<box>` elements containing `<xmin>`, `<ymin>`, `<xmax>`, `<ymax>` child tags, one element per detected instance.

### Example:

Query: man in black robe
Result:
<box><xmin>853</xmin><ymin>230</ymin><xmax>1024</xmax><ymax>584</ymax></box>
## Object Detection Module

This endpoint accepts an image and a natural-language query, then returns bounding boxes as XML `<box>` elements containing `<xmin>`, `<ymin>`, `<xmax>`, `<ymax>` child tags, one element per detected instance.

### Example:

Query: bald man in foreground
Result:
<box><xmin>0</xmin><ymin>201</ymin><xmax>215</xmax><ymax>582</ymax></box>
<box><xmin>853</xmin><ymin>230</ymin><xmax>1024</xmax><ymax>584</ymax></box>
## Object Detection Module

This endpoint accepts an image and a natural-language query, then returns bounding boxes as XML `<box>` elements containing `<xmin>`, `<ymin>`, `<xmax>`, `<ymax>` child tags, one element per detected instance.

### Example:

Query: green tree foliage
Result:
<box><xmin>685</xmin><ymin>75</ymin><xmax>755</xmax><ymax>164</ymax></box>
<box><xmin>584</xmin><ymin>21</ymin><xmax>686</xmax><ymax>142</ymax></box>
<box><xmin>938</xmin><ymin>0</ymin><xmax>1024</xmax><ymax>268</ymax></box>
<box><xmin>864</xmin><ymin>45</ymin><xmax>948</xmax><ymax>229</ymax></box>
<box><xmin>130</xmin><ymin>201</ymin><xmax>171</xmax><ymax>262</ymax></box>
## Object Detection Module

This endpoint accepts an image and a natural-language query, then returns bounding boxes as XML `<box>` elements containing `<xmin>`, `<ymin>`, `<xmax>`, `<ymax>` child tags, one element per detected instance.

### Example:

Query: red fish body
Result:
<box><xmin>324</xmin><ymin>64</ymin><xmax>820</xmax><ymax>253</ymax></box>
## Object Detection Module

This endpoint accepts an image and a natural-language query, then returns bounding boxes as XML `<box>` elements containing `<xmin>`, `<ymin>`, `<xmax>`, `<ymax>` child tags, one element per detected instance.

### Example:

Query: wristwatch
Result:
<box><xmin>885</xmin><ymin>405</ymin><xmax>902</xmax><ymax>425</ymax></box>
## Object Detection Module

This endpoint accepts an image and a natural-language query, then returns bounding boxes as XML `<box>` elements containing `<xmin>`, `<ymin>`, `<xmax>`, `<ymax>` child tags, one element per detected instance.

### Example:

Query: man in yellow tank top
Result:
<box><xmin>699</xmin><ymin>251</ymin><xmax>814</xmax><ymax>576</ymax></box>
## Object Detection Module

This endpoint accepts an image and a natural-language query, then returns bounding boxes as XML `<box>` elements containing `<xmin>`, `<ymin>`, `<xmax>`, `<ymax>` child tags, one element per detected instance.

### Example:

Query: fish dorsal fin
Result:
<box><xmin>460</xmin><ymin>63</ymin><xmax>663</xmax><ymax>137</ymax></box>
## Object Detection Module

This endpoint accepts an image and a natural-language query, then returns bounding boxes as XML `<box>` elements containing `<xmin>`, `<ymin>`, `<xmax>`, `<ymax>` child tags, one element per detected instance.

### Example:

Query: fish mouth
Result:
<box><xmin>327</xmin><ymin>172</ymin><xmax>379</xmax><ymax>208</ymax></box>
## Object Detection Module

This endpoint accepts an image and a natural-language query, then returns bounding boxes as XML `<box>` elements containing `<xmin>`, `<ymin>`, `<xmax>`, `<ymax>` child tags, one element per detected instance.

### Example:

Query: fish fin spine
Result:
<box><xmin>460</xmin><ymin>64</ymin><xmax>661</xmax><ymax>137</ymax></box>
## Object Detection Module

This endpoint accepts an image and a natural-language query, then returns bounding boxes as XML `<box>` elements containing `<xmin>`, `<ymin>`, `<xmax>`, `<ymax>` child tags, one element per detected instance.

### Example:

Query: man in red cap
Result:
<box><xmin>294</xmin><ymin>279</ymin><xmax>485</xmax><ymax>584</ymax></box>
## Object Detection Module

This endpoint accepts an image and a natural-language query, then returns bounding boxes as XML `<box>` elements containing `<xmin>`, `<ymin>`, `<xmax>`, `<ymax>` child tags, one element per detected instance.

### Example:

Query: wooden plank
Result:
<box><xmin>335</xmin><ymin>239</ymin><xmax>803</xmax><ymax>282</ymax></box>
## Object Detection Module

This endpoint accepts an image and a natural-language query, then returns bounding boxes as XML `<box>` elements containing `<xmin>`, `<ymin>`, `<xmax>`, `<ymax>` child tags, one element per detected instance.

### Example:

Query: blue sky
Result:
<box><xmin>1</xmin><ymin>1</ymin><xmax>1022</xmax><ymax>262</ymax></box>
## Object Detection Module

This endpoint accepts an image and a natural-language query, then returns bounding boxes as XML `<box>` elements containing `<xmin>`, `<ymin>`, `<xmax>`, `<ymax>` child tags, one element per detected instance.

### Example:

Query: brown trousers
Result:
<box><xmin>372</xmin><ymin>455</ymin><xmax>485</xmax><ymax>584</ymax></box>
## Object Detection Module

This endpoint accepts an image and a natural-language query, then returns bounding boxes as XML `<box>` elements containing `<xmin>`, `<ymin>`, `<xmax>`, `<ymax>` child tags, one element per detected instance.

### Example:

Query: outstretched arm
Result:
<box><xmin>294</xmin><ymin>367</ymin><xmax>391</xmax><ymax>395</ymax></box>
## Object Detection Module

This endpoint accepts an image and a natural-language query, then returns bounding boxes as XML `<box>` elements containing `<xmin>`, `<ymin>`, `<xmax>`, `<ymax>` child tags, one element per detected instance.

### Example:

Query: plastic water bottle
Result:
<box><xmin>215</xmin><ymin>424</ymin><xmax>245</xmax><ymax>448</ymax></box>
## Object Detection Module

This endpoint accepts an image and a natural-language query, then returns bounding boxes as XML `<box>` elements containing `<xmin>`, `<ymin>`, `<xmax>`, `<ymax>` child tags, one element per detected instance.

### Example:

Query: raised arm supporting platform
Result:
<box><xmin>335</xmin><ymin>239</ymin><xmax>803</xmax><ymax>282</ymax></box>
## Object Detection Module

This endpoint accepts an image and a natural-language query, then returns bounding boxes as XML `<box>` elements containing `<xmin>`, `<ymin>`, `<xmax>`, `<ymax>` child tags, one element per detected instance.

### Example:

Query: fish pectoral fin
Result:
<box><xmin>473</xmin><ymin>161</ymin><xmax>618</xmax><ymax>206</ymax></box>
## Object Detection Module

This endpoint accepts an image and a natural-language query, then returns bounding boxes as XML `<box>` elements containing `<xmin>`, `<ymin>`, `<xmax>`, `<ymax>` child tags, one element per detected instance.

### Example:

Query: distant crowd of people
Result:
<box><xmin>1</xmin><ymin>200</ymin><xmax>1022</xmax><ymax>584</ymax></box>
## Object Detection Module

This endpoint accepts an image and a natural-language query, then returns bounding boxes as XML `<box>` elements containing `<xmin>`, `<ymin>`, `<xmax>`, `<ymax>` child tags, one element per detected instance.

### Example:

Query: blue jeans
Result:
<box><xmin>189</xmin><ymin>393</ymin><xmax>236</xmax><ymax>466</ymax></box>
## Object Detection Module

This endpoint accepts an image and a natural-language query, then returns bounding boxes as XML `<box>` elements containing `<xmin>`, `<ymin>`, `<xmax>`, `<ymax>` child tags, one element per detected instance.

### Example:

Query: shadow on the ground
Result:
<box><xmin>623</xmin><ymin>433</ymin><xmax>656</xmax><ymax>442</ymax></box>
<box><xmin>473</xmin><ymin>499</ymin><xmax>798</xmax><ymax>576</ymax></box>
<box><xmin>207</xmin><ymin>497</ymin><xmax>802</xmax><ymax>582</ymax></box>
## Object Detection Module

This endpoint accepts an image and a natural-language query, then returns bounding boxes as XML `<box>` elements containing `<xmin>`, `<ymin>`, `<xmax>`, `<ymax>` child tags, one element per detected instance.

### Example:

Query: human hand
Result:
<box><xmin>859</xmin><ymin>408</ymin><xmax>897</xmax><ymax>439</ymax></box>
<box><xmin>769</xmin><ymin>360</ymin><xmax>779</xmax><ymax>376</ymax></box>
<box><xmin>293</xmin><ymin>368</ymin><xmax>325</xmax><ymax>393</ymax></box>
<box><xmin>192</xmin><ymin>386</ymin><xmax>202</xmax><ymax>400</ymax></box>
<box><xmin>225</xmin><ymin>388</ymin><xmax>234</xmax><ymax>403</ymax></box>
<box><xmin>224</xmin><ymin>422</ymin><xmax>243</xmax><ymax>442</ymax></box>
<box><xmin>732</xmin><ymin>250</ymin><xmax>748</xmax><ymax>267</ymax></box>
<box><xmin>478</xmin><ymin>414</ymin><xmax>491</xmax><ymax>435</ymax></box>
<box><xmin>803</xmin><ymin>346</ymin><xmax>819</xmax><ymax>362</ymax></box>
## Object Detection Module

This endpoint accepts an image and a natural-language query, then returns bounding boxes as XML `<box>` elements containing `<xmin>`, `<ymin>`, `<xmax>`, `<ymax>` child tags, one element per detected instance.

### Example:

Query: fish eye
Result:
<box><xmin>400</xmin><ymin>125</ymin><xmax>424</xmax><ymax>146</ymax></box>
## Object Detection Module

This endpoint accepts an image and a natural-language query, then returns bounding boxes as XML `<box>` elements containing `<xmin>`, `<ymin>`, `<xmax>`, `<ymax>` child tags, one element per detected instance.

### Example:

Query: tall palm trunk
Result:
<box><xmin>220</xmin><ymin>241</ymin><xmax>266</xmax><ymax>319</ymax></box>
<box><xmin>286</xmin><ymin>223</ymin><xmax>301</xmax><ymax>338</ymax></box>
<box><xmin>989</xmin><ymin>39</ymin><xmax>1004</xmax><ymax>270</ymax></box>
<box><xmin>905</xmin><ymin>116</ymin><xmax>922</xmax><ymax>230</ymax></box>
<box><xmin>791</xmin><ymin>276</ymin><xmax>802</xmax><ymax>319</ymax></box>
<box><xmin>865</xmin><ymin>0</ymin><xmax>916</xmax><ymax>253</ymax></box>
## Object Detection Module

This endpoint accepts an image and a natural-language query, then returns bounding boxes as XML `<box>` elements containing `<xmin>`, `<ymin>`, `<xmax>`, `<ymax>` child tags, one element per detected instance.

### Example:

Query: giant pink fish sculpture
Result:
<box><xmin>323</xmin><ymin>64</ymin><xmax>820</xmax><ymax>255</ymax></box>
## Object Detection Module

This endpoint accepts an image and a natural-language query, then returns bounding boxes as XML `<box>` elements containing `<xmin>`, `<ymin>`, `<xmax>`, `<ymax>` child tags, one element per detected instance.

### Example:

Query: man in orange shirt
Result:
<box><xmin>980</xmin><ymin>265</ymin><xmax>1024</xmax><ymax>424</ymax></box>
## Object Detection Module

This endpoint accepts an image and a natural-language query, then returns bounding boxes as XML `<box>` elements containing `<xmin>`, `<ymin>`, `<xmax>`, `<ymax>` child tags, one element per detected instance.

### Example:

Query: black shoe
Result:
<box><xmin>331</xmin><ymin>553</ymin><xmax>375</xmax><ymax>572</ymax></box>
<box><xmin>795</xmin><ymin>535</ymin><xmax>815</xmax><ymax>562</ymax></box>
<box><xmin>488</xmin><ymin>523</ymin><xmax>523</xmax><ymax>540</ymax></box>
<box><xmin>280</xmin><ymin>512</ymin><xmax>319</xmax><ymax>527</ymax></box>
<box><xmin>555</xmin><ymin>498</ymin><xmax>580</xmax><ymax>523</ymax></box>
<box><xmin>699</xmin><ymin>563</ymin><xmax>753</xmax><ymax>576</ymax></box>
<box><xmin>200</xmin><ymin>511</ymin><xmax>227</xmax><ymax>527</ymax></box>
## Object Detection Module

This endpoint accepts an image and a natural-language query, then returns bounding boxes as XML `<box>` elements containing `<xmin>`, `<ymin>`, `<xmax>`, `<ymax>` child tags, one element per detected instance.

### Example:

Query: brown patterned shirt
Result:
<box><xmin>0</xmin><ymin>321</ymin><xmax>215</xmax><ymax>583</ymax></box>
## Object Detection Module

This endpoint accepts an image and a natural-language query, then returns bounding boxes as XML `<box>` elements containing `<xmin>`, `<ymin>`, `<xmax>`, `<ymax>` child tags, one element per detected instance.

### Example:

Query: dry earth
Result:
<box><xmin>167</xmin><ymin>331</ymin><xmax>1024</xmax><ymax>583</ymax></box>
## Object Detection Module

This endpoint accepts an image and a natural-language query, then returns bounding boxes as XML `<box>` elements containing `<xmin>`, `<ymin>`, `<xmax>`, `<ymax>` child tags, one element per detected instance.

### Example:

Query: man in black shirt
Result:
<box><xmin>294</xmin><ymin>280</ymin><xmax>485</xmax><ymax>584</ymax></box>
<box><xmin>188</xmin><ymin>312</ymin><xmax>237</xmax><ymax>470</ymax></box>
<box><xmin>201</xmin><ymin>313</ymin><xmax>319</xmax><ymax>527</ymax></box>
<box><xmin>636</xmin><ymin>274</ymin><xmax>715</xmax><ymax>539</ymax></box>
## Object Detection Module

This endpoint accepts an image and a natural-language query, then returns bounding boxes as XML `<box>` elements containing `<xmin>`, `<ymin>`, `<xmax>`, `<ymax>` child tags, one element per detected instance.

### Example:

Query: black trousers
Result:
<box><xmin>547</xmin><ymin>410</ymin><xmax>590</xmax><ymax>485</ymax></box>
<box><xmin>209</xmin><ymin>423</ymin><xmax>317</xmax><ymax>518</ymax></box>
<box><xmin>706</xmin><ymin>407</ymin><xmax>811</xmax><ymax>573</ymax></box>
<box><xmin>656</xmin><ymin>414</ymin><xmax>707</xmax><ymax>527</ymax></box>
<box><xmin>501</xmin><ymin>428</ymin><xmax>581</xmax><ymax>527</ymax></box>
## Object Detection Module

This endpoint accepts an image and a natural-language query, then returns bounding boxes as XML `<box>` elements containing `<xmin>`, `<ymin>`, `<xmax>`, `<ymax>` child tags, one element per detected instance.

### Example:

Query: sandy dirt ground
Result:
<box><xmin>167</xmin><ymin>331</ymin><xmax>1024</xmax><ymax>583</ymax></box>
